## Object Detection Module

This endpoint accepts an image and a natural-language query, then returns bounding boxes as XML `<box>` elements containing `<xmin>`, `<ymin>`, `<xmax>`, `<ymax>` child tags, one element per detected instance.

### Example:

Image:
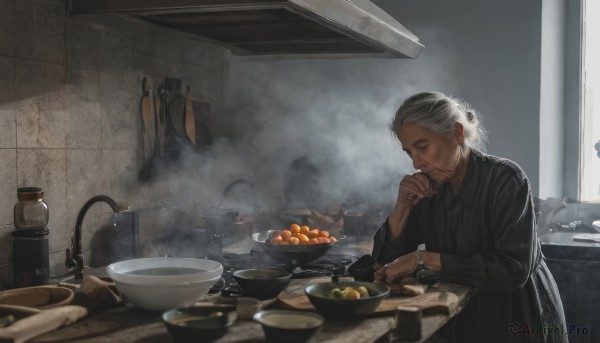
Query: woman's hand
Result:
<box><xmin>386</xmin><ymin>173</ymin><xmax>436</xmax><ymax>241</ymax></box>
<box><xmin>373</xmin><ymin>253</ymin><xmax>417</xmax><ymax>284</ymax></box>
<box><xmin>396</xmin><ymin>172</ymin><xmax>436</xmax><ymax>207</ymax></box>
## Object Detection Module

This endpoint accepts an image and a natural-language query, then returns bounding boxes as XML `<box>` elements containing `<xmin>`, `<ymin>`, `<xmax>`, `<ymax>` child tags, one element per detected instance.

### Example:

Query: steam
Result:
<box><xmin>131</xmin><ymin>25</ymin><xmax>458</xmax><ymax>237</ymax></box>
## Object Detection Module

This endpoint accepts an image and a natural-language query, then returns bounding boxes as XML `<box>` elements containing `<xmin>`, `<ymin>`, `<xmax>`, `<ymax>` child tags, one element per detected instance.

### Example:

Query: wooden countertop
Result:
<box><xmin>29</xmin><ymin>278</ymin><xmax>473</xmax><ymax>343</ymax></box>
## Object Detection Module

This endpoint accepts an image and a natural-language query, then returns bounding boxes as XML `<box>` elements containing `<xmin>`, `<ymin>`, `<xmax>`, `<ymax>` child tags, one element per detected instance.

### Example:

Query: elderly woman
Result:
<box><xmin>373</xmin><ymin>92</ymin><xmax>566</xmax><ymax>342</ymax></box>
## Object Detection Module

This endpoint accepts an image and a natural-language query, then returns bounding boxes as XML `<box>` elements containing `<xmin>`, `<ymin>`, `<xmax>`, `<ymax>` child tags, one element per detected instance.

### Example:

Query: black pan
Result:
<box><xmin>251</xmin><ymin>230</ymin><xmax>336</xmax><ymax>267</ymax></box>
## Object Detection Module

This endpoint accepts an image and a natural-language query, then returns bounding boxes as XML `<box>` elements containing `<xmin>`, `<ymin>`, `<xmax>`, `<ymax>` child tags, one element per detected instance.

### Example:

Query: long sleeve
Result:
<box><xmin>440</xmin><ymin>169</ymin><xmax>535</xmax><ymax>291</ymax></box>
<box><xmin>372</xmin><ymin>211</ymin><xmax>422</xmax><ymax>265</ymax></box>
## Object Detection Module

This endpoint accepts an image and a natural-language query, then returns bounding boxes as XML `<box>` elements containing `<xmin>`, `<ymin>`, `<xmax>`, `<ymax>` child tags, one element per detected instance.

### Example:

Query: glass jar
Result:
<box><xmin>14</xmin><ymin>187</ymin><xmax>49</xmax><ymax>230</ymax></box>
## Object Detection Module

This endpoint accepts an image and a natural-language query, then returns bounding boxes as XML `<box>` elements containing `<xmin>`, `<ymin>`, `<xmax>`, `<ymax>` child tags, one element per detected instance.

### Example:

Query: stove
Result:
<box><xmin>209</xmin><ymin>249</ymin><xmax>358</xmax><ymax>295</ymax></box>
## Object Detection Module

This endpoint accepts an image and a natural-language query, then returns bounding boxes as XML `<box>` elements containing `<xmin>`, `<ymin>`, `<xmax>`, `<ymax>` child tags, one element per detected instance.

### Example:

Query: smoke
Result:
<box><xmin>130</xmin><ymin>24</ymin><xmax>459</xmax><ymax>236</ymax></box>
<box><xmin>221</xmin><ymin>47</ymin><xmax>456</xmax><ymax>214</ymax></box>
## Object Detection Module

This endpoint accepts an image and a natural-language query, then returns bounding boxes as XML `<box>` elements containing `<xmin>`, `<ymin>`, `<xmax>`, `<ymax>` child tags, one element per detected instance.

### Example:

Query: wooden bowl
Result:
<box><xmin>0</xmin><ymin>285</ymin><xmax>74</xmax><ymax>309</ymax></box>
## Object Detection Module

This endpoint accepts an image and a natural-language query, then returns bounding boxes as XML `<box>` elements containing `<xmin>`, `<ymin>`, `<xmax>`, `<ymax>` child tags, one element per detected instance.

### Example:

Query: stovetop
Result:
<box><xmin>209</xmin><ymin>249</ymin><xmax>358</xmax><ymax>295</ymax></box>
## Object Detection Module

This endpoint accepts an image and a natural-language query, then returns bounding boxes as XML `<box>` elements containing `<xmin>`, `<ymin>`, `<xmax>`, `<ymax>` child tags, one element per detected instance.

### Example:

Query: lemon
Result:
<box><xmin>356</xmin><ymin>286</ymin><xmax>369</xmax><ymax>298</ymax></box>
<box><xmin>342</xmin><ymin>289</ymin><xmax>361</xmax><ymax>300</ymax></box>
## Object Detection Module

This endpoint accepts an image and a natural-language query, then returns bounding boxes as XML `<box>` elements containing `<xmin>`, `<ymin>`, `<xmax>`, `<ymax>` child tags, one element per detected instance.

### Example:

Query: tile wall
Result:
<box><xmin>0</xmin><ymin>0</ymin><xmax>225</xmax><ymax>289</ymax></box>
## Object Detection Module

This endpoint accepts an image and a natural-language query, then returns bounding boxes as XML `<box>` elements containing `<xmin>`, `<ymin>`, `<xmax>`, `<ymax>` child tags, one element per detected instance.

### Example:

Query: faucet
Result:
<box><xmin>65</xmin><ymin>195</ymin><xmax>129</xmax><ymax>280</ymax></box>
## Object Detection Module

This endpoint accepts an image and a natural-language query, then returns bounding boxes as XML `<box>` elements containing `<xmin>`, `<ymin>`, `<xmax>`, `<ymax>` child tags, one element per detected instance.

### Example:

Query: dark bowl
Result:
<box><xmin>162</xmin><ymin>305</ymin><xmax>237</xmax><ymax>342</ymax></box>
<box><xmin>253</xmin><ymin>310</ymin><xmax>323</xmax><ymax>343</ymax></box>
<box><xmin>233</xmin><ymin>269</ymin><xmax>292</xmax><ymax>300</ymax></box>
<box><xmin>251</xmin><ymin>230</ymin><xmax>336</xmax><ymax>266</ymax></box>
<box><xmin>305</xmin><ymin>281</ymin><xmax>390</xmax><ymax>319</ymax></box>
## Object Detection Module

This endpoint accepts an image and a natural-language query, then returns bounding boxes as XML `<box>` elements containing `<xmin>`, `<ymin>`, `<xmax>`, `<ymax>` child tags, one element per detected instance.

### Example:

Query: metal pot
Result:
<box><xmin>152</xmin><ymin>227</ymin><xmax>222</xmax><ymax>260</ymax></box>
<box><xmin>251</xmin><ymin>230</ymin><xmax>336</xmax><ymax>267</ymax></box>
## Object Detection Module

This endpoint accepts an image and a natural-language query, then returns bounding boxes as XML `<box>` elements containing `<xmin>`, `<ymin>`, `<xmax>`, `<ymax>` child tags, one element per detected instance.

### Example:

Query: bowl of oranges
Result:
<box><xmin>251</xmin><ymin>224</ymin><xmax>338</xmax><ymax>266</ymax></box>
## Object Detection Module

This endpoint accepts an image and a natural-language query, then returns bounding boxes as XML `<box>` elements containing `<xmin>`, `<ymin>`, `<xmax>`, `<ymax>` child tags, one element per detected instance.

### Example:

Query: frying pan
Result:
<box><xmin>251</xmin><ymin>230</ymin><xmax>336</xmax><ymax>267</ymax></box>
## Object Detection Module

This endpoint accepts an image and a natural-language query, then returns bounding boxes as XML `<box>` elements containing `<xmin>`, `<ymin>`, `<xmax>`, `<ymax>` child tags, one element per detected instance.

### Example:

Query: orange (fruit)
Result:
<box><xmin>290</xmin><ymin>224</ymin><xmax>301</xmax><ymax>234</ymax></box>
<box><xmin>307</xmin><ymin>229</ymin><xmax>320</xmax><ymax>238</ymax></box>
<box><xmin>309</xmin><ymin>238</ymin><xmax>319</xmax><ymax>244</ymax></box>
<box><xmin>329</xmin><ymin>237</ymin><xmax>337</xmax><ymax>243</ymax></box>
<box><xmin>317</xmin><ymin>236</ymin><xmax>329</xmax><ymax>244</ymax></box>
<box><xmin>296</xmin><ymin>233</ymin><xmax>309</xmax><ymax>244</ymax></box>
<box><xmin>280</xmin><ymin>230</ymin><xmax>292</xmax><ymax>241</ymax></box>
<box><xmin>300</xmin><ymin>225</ymin><xmax>310</xmax><ymax>234</ymax></box>
<box><xmin>288</xmin><ymin>237</ymin><xmax>300</xmax><ymax>245</ymax></box>
<box><xmin>271</xmin><ymin>235</ymin><xmax>283</xmax><ymax>244</ymax></box>
<box><xmin>279</xmin><ymin>240</ymin><xmax>289</xmax><ymax>245</ymax></box>
<box><xmin>318</xmin><ymin>230</ymin><xmax>329</xmax><ymax>238</ymax></box>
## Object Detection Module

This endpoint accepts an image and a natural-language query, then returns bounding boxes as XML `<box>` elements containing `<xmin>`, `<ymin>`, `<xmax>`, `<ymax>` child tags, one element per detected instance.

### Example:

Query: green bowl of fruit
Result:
<box><xmin>304</xmin><ymin>281</ymin><xmax>390</xmax><ymax>319</ymax></box>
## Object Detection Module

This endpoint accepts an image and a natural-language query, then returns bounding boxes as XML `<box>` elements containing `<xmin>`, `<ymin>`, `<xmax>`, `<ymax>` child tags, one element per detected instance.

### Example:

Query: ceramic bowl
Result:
<box><xmin>253</xmin><ymin>310</ymin><xmax>323</xmax><ymax>343</ymax></box>
<box><xmin>162</xmin><ymin>305</ymin><xmax>237</xmax><ymax>342</ymax></box>
<box><xmin>107</xmin><ymin>257</ymin><xmax>223</xmax><ymax>311</ymax></box>
<box><xmin>304</xmin><ymin>281</ymin><xmax>390</xmax><ymax>319</ymax></box>
<box><xmin>232</xmin><ymin>269</ymin><xmax>292</xmax><ymax>300</ymax></box>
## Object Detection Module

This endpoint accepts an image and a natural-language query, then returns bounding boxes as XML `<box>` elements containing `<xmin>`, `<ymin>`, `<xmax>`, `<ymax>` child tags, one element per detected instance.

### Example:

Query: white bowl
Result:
<box><xmin>106</xmin><ymin>257</ymin><xmax>223</xmax><ymax>311</ymax></box>
<box><xmin>113</xmin><ymin>276</ymin><xmax>221</xmax><ymax>311</ymax></box>
<box><xmin>107</xmin><ymin>257</ymin><xmax>223</xmax><ymax>285</ymax></box>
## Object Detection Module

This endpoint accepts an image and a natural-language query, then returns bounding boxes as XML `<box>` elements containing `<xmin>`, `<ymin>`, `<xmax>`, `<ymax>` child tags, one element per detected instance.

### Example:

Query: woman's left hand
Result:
<box><xmin>373</xmin><ymin>253</ymin><xmax>417</xmax><ymax>284</ymax></box>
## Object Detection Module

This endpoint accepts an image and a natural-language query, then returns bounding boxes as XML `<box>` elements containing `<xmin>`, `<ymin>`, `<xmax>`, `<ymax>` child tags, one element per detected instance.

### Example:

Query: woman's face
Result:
<box><xmin>396</xmin><ymin>122</ymin><xmax>462</xmax><ymax>185</ymax></box>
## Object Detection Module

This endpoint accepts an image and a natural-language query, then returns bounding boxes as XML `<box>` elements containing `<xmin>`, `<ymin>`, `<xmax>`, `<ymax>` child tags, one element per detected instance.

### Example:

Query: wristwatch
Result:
<box><xmin>416</xmin><ymin>243</ymin><xmax>426</xmax><ymax>271</ymax></box>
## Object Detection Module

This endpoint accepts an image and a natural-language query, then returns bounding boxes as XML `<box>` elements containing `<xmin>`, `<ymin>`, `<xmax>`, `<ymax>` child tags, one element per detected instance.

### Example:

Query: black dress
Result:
<box><xmin>372</xmin><ymin>150</ymin><xmax>567</xmax><ymax>343</ymax></box>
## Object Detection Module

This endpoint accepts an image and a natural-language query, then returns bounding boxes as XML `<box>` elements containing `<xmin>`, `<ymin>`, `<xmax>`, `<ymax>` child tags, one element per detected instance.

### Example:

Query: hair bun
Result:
<box><xmin>466</xmin><ymin>110</ymin><xmax>475</xmax><ymax>122</ymax></box>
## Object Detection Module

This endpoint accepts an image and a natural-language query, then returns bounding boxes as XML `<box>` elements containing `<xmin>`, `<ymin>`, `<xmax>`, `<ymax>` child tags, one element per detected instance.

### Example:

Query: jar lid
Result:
<box><xmin>17</xmin><ymin>187</ymin><xmax>43</xmax><ymax>201</ymax></box>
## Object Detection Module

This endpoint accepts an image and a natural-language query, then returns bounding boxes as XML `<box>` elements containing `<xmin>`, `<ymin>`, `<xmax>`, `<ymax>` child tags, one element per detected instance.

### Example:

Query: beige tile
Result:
<box><xmin>0</xmin><ymin>56</ymin><xmax>15</xmax><ymax>148</ymax></box>
<box><xmin>66</xmin><ymin>68</ymin><xmax>102</xmax><ymax>148</ymax></box>
<box><xmin>65</xmin><ymin>16</ymin><xmax>134</xmax><ymax>73</ymax></box>
<box><xmin>0</xmin><ymin>149</ymin><xmax>17</xmax><ymax>226</ymax></box>
<box><xmin>101</xmin><ymin>149</ymin><xmax>138</xmax><ymax>202</ymax></box>
<box><xmin>15</xmin><ymin>60</ymin><xmax>67</xmax><ymax>148</ymax></box>
<box><xmin>49</xmin><ymin>250</ymin><xmax>66</xmax><ymax>277</ymax></box>
<box><xmin>14</xmin><ymin>0</ymin><xmax>65</xmax><ymax>64</ymax></box>
<box><xmin>99</xmin><ymin>72</ymin><xmax>139</xmax><ymax>149</ymax></box>
<box><xmin>0</xmin><ymin>225</ymin><xmax>14</xmax><ymax>265</ymax></box>
<box><xmin>0</xmin><ymin>0</ymin><xmax>14</xmax><ymax>57</ymax></box>
<box><xmin>66</xmin><ymin>149</ymin><xmax>103</xmax><ymax>251</ymax></box>
<box><xmin>17</xmin><ymin>149</ymin><xmax>67</xmax><ymax>253</ymax></box>
<box><xmin>0</xmin><ymin>264</ymin><xmax>14</xmax><ymax>290</ymax></box>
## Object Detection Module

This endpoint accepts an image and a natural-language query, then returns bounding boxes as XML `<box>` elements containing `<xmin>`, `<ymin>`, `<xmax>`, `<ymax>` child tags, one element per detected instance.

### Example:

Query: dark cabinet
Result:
<box><xmin>542</xmin><ymin>239</ymin><xmax>600</xmax><ymax>343</ymax></box>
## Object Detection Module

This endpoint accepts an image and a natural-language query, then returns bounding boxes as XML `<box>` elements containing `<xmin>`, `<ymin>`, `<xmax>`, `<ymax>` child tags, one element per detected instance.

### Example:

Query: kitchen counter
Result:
<box><xmin>539</xmin><ymin>232</ymin><xmax>600</xmax><ymax>261</ymax></box>
<box><xmin>29</xmin><ymin>278</ymin><xmax>473</xmax><ymax>343</ymax></box>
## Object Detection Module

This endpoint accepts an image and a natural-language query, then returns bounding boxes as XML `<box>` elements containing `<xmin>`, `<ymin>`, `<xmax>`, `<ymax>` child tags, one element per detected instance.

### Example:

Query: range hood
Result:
<box><xmin>68</xmin><ymin>0</ymin><xmax>424</xmax><ymax>58</ymax></box>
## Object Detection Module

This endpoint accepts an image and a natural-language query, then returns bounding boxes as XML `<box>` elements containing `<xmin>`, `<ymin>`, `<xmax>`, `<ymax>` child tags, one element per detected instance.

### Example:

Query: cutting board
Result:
<box><xmin>277</xmin><ymin>291</ymin><xmax>459</xmax><ymax>316</ymax></box>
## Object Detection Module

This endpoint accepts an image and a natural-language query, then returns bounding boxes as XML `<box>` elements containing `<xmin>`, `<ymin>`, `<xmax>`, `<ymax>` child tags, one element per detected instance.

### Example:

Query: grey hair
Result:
<box><xmin>389</xmin><ymin>91</ymin><xmax>488</xmax><ymax>152</ymax></box>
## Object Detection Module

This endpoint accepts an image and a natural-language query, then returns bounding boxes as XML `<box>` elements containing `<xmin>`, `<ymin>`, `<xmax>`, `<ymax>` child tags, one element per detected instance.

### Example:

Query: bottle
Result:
<box><xmin>12</xmin><ymin>187</ymin><xmax>50</xmax><ymax>287</ymax></box>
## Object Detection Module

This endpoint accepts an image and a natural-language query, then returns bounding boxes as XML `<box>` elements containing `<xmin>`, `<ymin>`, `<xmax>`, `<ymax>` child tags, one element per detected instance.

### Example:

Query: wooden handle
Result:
<box><xmin>185</xmin><ymin>86</ymin><xmax>196</xmax><ymax>146</ymax></box>
<box><xmin>0</xmin><ymin>305</ymin><xmax>87</xmax><ymax>343</ymax></box>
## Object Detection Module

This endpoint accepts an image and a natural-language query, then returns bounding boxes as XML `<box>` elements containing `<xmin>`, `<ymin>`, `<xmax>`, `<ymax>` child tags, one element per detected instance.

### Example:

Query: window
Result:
<box><xmin>581</xmin><ymin>0</ymin><xmax>600</xmax><ymax>201</ymax></box>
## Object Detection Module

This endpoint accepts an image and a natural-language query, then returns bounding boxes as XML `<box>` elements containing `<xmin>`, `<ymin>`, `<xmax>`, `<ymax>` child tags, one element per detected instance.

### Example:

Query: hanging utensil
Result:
<box><xmin>140</xmin><ymin>77</ymin><xmax>155</xmax><ymax>165</ymax></box>
<box><xmin>157</xmin><ymin>83</ymin><xmax>169</xmax><ymax>158</ymax></box>
<box><xmin>194</xmin><ymin>101</ymin><xmax>214</xmax><ymax>149</ymax></box>
<box><xmin>185</xmin><ymin>86</ymin><xmax>196</xmax><ymax>146</ymax></box>
<box><xmin>138</xmin><ymin>83</ymin><xmax>169</xmax><ymax>182</ymax></box>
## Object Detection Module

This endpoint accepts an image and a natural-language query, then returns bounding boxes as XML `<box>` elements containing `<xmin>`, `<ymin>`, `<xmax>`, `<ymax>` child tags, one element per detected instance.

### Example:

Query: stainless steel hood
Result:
<box><xmin>68</xmin><ymin>0</ymin><xmax>424</xmax><ymax>58</ymax></box>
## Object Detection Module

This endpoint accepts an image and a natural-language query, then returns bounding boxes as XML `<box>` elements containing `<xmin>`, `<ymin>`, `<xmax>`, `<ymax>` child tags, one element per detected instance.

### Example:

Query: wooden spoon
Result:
<box><xmin>184</xmin><ymin>86</ymin><xmax>196</xmax><ymax>146</ymax></box>
<box><xmin>0</xmin><ymin>305</ymin><xmax>87</xmax><ymax>343</ymax></box>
